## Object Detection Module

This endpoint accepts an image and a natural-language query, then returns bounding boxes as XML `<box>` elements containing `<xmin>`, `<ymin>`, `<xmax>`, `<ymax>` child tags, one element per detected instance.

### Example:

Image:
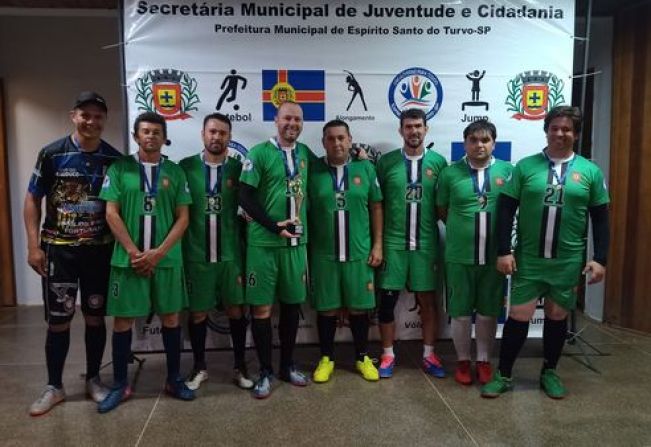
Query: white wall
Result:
<box><xmin>0</xmin><ymin>12</ymin><xmax>125</xmax><ymax>305</ymax></box>
<box><xmin>583</xmin><ymin>17</ymin><xmax>613</xmax><ymax>322</ymax></box>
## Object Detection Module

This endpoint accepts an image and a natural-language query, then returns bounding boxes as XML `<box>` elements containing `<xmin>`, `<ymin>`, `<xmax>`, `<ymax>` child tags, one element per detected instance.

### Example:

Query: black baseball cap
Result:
<box><xmin>73</xmin><ymin>91</ymin><xmax>108</xmax><ymax>112</ymax></box>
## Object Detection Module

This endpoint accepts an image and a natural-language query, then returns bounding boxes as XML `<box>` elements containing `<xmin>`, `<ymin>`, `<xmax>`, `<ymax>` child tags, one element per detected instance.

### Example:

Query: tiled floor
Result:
<box><xmin>1</xmin><ymin>306</ymin><xmax>650</xmax><ymax>446</ymax></box>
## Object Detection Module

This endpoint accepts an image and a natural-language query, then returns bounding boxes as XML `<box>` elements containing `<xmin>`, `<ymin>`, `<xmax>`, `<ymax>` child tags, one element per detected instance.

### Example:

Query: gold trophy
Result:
<box><xmin>286</xmin><ymin>176</ymin><xmax>304</xmax><ymax>236</ymax></box>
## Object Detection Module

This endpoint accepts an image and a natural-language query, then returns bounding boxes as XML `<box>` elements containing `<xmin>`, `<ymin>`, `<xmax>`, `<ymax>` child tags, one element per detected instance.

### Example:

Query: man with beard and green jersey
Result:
<box><xmin>376</xmin><ymin>108</ymin><xmax>448</xmax><ymax>379</ymax></box>
<box><xmin>238</xmin><ymin>101</ymin><xmax>313</xmax><ymax>399</ymax></box>
<box><xmin>179</xmin><ymin>113</ymin><xmax>254</xmax><ymax>392</ymax></box>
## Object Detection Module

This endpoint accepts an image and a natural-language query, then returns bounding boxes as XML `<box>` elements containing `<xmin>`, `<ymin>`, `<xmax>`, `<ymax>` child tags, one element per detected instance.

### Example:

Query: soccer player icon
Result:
<box><xmin>216</xmin><ymin>69</ymin><xmax>247</xmax><ymax>111</ymax></box>
<box><xmin>462</xmin><ymin>70</ymin><xmax>489</xmax><ymax>111</ymax></box>
<box><xmin>344</xmin><ymin>70</ymin><xmax>368</xmax><ymax>112</ymax></box>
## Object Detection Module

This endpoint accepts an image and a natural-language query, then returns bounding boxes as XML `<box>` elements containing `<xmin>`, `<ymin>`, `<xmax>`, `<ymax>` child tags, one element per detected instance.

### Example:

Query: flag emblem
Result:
<box><xmin>262</xmin><ymin>69</ymin><xmax>325</xmax><ymax>121</ymax></box>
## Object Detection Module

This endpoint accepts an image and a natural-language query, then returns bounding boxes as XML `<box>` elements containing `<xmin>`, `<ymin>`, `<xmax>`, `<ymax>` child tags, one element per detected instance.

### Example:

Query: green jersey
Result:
<box><xmin>100</xmin><ymin>154</ymin><xmax>192</xmax><ymax>267</ymax></box>
<box><xmin>239</xmin><ymin>138</ymin><xmax>311</xmax><ymax>247</ymax></box>
<box><xmin>179</xmin><ymin>151</ymin><xmax>242</xmax><ymax>263</ymax></box>
<box><xmin>308</xmin><ymin>157</ymin><xmax>382</xmax><ymax>262</ymax></box>
<box><xmin>437</xmin><ymin>158</ymin><xmax>513</xmax><ymax>265</ymax></box>
<box><xmin>503</xmin><ymin>151</ymin><xmax>609</xmax><ymax>262</ymax></box>
<box><xmin>376</xmin><ymin>148</ymin><xmax>447</xmax><ymax>251</ymax></box>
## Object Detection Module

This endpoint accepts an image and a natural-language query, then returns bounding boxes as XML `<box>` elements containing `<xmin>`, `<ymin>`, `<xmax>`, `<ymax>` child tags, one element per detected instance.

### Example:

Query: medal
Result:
<box><xmin>466</xmin><ymin>158</ymin><xmax>491</xmax><ymax>209</ymax></box>
<box><xmin>543</xmin><ymin>149</ymin><xmax>576</xmax><ymax>190</ymax></box>
<box><xmin>137</xmin><ymin>155</ymin><xmax>161</xmax><ymax>203</ymax></box>
<box><xmin>74</xmin><ymin>137</ymin><xmax>103</xmax><ymax>194</ymax></box>
<box><xmin>203</xmin><ymin>156</ymin><xmax>223</xmax><ymax>199</ymax></box>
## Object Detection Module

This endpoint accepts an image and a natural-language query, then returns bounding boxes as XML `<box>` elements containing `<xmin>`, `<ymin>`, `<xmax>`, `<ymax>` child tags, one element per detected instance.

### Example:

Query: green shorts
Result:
<box><xmin>185</xmin><ymin>260</ymin><xmax>245</xmax><ymax>312</ymax></box>
<box><xmin>510</xmin><ymin>258</ymin><xmax>583</xmax><ymax>310</ymax></box>
<box><xmin>245</xmin><ymin>245</ymin><xmax>307</xmax><ymax>306</ymax></box>
<box><xmin>309</xmin><ymin>256</ymin><xmax>375</xmax><ymax>312</ymax></box>
<box><xmin>108</xmin><ymin>266</ymin><xmax>187</xmax><ymax>317</ymax></box>
<box><xmin>445</xmin><ymin>263</ymin><xmax>505</xmax><ymax>318</ymax></box>
<box><xmin>377</xmin><ymin>248</ymin><xmax>438</xmax><ymax>292</ymax></box>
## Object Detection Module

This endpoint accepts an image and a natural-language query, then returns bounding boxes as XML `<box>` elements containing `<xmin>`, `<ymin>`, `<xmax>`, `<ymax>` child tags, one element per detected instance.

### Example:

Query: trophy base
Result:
<box><xmin>286</xmin><ymin>223</ymin><xmax>304</xmax><ymax>236</ymax></box>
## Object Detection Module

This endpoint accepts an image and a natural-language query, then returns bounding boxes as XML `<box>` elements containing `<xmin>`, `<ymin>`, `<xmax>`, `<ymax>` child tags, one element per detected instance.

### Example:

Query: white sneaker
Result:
<box><xmin>185</xmin><ymin>370</ymin><xmax>208</xmax><ymax>391</ymax></box>
<box><xmin>86</xmin><ymin>376</ymin><xmax>110</xmax><ymax>403</ymax></box>
<box><xmin>29</xmin><ymin>385</ymin><xmax>65</xmax><ymax>416</ymax></box>
<box><xmin>233</xmin><ymin>368</ymin><xmax>254</xmax><ymax>390</ymax></box>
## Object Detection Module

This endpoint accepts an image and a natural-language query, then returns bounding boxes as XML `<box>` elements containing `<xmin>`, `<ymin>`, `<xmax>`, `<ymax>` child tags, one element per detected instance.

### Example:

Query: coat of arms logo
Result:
<box><xmin>506</xmin><ymin>70</ymin><xmax>565</xmax><ymax>120</ymax></box>
<box><xmin>135</xmin><ymin>69</ymin><xmax>200</xmax><ymax>120</ymax></box>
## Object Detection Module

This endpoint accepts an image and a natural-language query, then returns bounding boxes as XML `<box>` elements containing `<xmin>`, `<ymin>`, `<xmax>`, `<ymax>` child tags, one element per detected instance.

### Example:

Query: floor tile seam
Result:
<box><xmin>134</xmin><ymin>391</ymin><xmax>161</xmax><ymax>447</ymax></box>
<box><xmin>406</xmin><ymin>349</ymin><xmax>480</xmax><ymax>447</ymax></box>
<box><xmin>0</xmin><ymin>362</ymin><xmax>97</xmax><ymax>367</ymax></box>
<box><xmin>0</xmin><ymin>324</ymin><xmax>49</xmax><ymax>329</ymax></box>
<box><xmin>597</xmin><ymin>323</ymin><xmax>651</xmax><ymax>340</ymax></box>
<box><xmin>628</xmin><ymin>344</ymin><xmax>651</xmax><ymax>358</ymax></box>
<box><xmin>592</xmin><ymin>324</ymin><xmax>638</xmax><ymax>344</ymax></box>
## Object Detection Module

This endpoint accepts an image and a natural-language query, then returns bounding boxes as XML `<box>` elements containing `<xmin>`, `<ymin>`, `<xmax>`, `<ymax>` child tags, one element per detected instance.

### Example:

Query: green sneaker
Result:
<box><xmin>540</xmin><ymin>369</ymin><xmax>567</xmax><ymax>399</ymax></box>
<box><xmin>480</xmin><ymin>371</ymin><xmax>513</xmax><ymax>398</ymax></box>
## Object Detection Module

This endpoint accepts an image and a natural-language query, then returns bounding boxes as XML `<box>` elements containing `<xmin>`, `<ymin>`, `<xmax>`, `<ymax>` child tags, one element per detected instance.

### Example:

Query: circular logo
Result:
<box><xmin>353</xmin><ymin>176</ymin><xmax>362</xmax><ymax>185</ymax></box>
<box><xmin>388</xmin><ymin>67</ymin><xmax>443</xmax><ymax>120</ymax></box>
<box><xmin>228</xmin><ymin>140</ymin><xmax>248</xmax><ymax>161</ymax></box>
<box><xmin>366</xmin><ymin>282</ymin><xmax>374</xmax><ymax>291</ymax></box>
<box><xmin>425</xmin><ymin>168</ymin><xmax>434</xmax><ymax>178</ymax></box>
<box><xmin>572</xmin><ymin>172</ymin><xmax>581</xmax><ymax>182</ymax></box>
<box><xmin>496</xmin><ymin>177</ymin><xmax>505</xmax><ymax>186</ymax></box>
<box><xmin>88</xmin><ymin>294</ymin><xmax>104</xmax><ymax>309</ymax></box>
<box><xmin>162</xmin><ymin>177</ymin><xmax>170</xmax><ymax>188</ymax></box>
<box><xmin>63</xmin><ymin>295</ymin><xmax>75</xmax><ymax>314</ymax></box>
<box><xmin>271</xmin><ymin>82</ymin><xmax>296</xmax><ymax>107</ymax></box>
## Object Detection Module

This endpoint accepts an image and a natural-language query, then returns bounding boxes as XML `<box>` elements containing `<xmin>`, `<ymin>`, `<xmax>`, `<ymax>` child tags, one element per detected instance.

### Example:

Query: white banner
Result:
<box><xmin>123</xmin><ymin>0</ymin><xmax>574</xmax><ymax>350</ymax></box>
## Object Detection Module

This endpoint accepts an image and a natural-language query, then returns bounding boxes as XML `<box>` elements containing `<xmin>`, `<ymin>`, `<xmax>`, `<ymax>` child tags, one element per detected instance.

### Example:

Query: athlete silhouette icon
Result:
<box><xmin>216</xmin><ymin>69</ymin><xmax>247</xmax><ymax>111</ymax></box>
<box><xmin>344</xmin><ymin>70</ymin><xmax>368</xmax><ymax>112</ymax></box>
<box><xmin>462</xmin><ymin>69</ymin><xmax>489</xmax><ymax>111</ymax></box>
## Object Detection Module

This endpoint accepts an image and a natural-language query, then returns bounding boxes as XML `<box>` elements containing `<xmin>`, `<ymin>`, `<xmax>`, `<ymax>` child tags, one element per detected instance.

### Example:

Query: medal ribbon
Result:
<box><xmin>272</xmin><ymin>137</ymin><xmax>299</xmax><ymax>180</ymax></box>
<box><xmin>328</xmin><ymin>160</ymin><xmax>348</xmax><ymax>192</ymax></box>
<box><xmin>402</xmin><ymin>149</ymin><xmax>422</xmax><ymax>189</ymax></box>
<box><xmin>73</xmin><ymin>136</ymin><xmax>103</xmax><ymax>192</ymax></box>
<box><xmin>202</xmin><ymin>154</ymin><xmax>223</xmax><ymax>197</ymax></box>
<box><xmin>543</xmin><ymin>149</ymin><xmax>575</xmax><ymax>187</ymax></box>
<box><xmin>136</xmin><ymin>154</ymin><xmax>161</xmax><ymax>197</ymax></box>
<box><xmin>465</xmin><ymin>158</ymin><xmax>491</xmax><ymax>201</ymax></box>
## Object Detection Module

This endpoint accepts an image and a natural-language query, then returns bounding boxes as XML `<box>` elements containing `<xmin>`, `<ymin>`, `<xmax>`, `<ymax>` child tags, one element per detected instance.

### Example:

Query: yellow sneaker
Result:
<box><xmin>313</xmin><ymin>356</ymin><xmax>335</xmax><ymax>383</ymax></box>
<box><xmin>356</xmin><ymin>356</ymin><xmax>379</xmax><ymax>381</ymax></box>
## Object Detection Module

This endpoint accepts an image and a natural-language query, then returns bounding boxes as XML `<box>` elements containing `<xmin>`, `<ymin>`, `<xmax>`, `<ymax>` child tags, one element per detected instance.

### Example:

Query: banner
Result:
<box><xmin>122</xmin><ymin>0</ymin><xmax>574</xmax><ymax>351</ymax></box>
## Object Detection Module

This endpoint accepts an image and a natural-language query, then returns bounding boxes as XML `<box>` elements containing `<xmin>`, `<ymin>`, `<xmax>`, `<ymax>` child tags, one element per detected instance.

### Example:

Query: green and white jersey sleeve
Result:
<box><xmin>503</xmin><ymin>152</ymin><xmax>609</xmax><ymax>263</ymax></box>
<box><xmin>239</xmin><ymin>139</ymin><xmax>311</xmax><ymax>247</ymax></box>
<box><xmin>377</xmin><ymin>148</ymin><xmax>447</xmax><ymax>251</ymax></box>
<box><xmin>99</xmin><ymin>155</ymin><xmax>192</xmax><ymax>267</ymax></box>
<box><xmin>437</xmin><ymin>158</ymin><xmax>513</xmax><ymax>265</ymax></box>
<box><xmin>308</xmin><ymin>158</ymin><xmax>382</xmax><ymax>262</ymax></box>
<box><xmin>180</xmin><ymin>153</ymin><xmax>242</xmax><ymax>263</ymax></box>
